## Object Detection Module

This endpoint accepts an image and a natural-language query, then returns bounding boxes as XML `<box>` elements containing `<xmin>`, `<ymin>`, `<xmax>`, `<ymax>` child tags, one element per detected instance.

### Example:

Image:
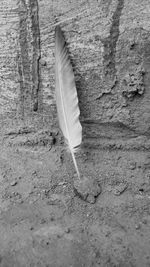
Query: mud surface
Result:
<box><xmin>0</xmin><ymin>127</ymin><xmax>150</xmax><ymax>267</ymax></box>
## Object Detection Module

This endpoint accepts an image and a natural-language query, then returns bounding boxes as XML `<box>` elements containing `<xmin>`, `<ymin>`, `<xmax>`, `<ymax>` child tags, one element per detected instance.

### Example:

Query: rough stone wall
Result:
<box><xmin>0</xmin><ymin>0</ymin><xmax>19</xmax><ymax>125</ymax></box>
<box><xmin>1</xmin><ymin>0</ymin><xmax>150</xmax><ymax>136</ymax></box>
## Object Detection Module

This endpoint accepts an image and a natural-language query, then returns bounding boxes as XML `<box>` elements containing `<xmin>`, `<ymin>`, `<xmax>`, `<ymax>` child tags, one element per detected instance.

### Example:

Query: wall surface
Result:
<box><xmin>1</xmin><ymin>0</ymin><xmax>150</xmax><ymax>136</ymax></box>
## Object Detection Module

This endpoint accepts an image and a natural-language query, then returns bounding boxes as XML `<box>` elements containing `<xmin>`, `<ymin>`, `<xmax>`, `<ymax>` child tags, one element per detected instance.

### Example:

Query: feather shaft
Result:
<box><xmin>71</xmin><ymin>149</ymin><xmax>80</xmax><ymax>178</ymax></box>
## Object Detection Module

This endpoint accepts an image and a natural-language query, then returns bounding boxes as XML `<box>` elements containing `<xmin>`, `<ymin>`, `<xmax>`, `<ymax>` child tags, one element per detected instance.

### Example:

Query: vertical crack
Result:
<box><xmin>29</xmin><ymin>0</ymin><xmax>41</xmax><ymax>111</ymax></box>
<box><xmin>102</xmin><ymin>0</ymin><xmax>124</xmax><ymax>78</ymax></box>
<box><xmin>18</xmin><ymin>0</ymin><xmax>41</xmax><ymax>117</ymax></box>
<box><xmin>18</xmin><ymin>0</ymin><xmax>31</xmax><ymax>117</ymax></box>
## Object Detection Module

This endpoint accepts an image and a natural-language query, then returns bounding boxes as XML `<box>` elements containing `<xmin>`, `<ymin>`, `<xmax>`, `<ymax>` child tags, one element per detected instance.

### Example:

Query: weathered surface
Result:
<box><xmin>1</xmin><ymin>0</ymin><xmax>150</xmax><ymax>266</ymax></box>
<box><xmin>1</xmin><ymin>0</ymin><xmax>150</xmax><ymax>133</ymax></box>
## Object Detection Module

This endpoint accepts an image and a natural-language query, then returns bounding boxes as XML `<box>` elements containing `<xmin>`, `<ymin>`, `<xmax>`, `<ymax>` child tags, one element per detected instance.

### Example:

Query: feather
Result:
<box><xmin>55</xmin><ymin>26</ymin><xmax>82</xmax><ymax>178</ymax></box>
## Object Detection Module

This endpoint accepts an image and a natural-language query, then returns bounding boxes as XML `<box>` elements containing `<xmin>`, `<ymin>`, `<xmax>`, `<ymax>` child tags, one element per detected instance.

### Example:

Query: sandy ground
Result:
<box><xmin>0</xmin><ymin>127</ymin><xmax>150</xmax><ymax>267</ymax></box>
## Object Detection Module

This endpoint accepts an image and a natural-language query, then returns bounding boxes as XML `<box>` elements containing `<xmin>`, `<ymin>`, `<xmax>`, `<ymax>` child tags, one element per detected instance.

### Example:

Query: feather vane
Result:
<box><xmin>55</xmin><ymin>26</ymin><xmax>82</xmax><ymax>178</ymax></box>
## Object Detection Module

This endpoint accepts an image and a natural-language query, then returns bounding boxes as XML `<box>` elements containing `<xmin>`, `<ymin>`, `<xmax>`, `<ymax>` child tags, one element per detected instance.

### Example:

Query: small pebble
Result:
<box><xmin>10</xmin><ymin>181</ymin><xmax>18</xmax><ymax>186</ymax></box>
<box><xmin>58</xmin><ymin>181</ymin><xmax>68</xmax><ymax>186</ymax></box>
<box><xmin>142</xmin><ymin>219</ymin><xmax>147</xmax><ymax>224</ymax></box>
<box><xmin>16</xmin><ymin>199</ymin><xmax>23</xmax><ymax>204</ymax></box>
<box><xmin>107</xmin><ymin>185</ymin><xmax>112</xmax><ymax>192</ymax></box>
<box><xmin>40</xmin><ymin>59</ymin><xmax>47</xmax><ymax>66</ymax></box>
<box><xmin>40</xmin><ymin>218</ymin><xmax>46</xmax><ymax>224</ymax></box>
<box><xmin>65</xmin><ymin>228</ymin><xmax>70</xmax><ymax>233</ymax></box>
<box><xmin>87</xmin><ymin>195</ymin><xmax>96</xmax><ymax>204</ymax></box>
<box><xmin>113</xmin><ymin>183</ymin><xmax>128</xmax><ymax>196</ymax></box>
<box><xmin>128</xmin><ymin>161</ymin><xmax>136</xmax><ymax>170</ymax></box>
<box><xmin>135</xmin><ymin>224</ymin><xmax>140</xmax><ymax>230</ymax></box>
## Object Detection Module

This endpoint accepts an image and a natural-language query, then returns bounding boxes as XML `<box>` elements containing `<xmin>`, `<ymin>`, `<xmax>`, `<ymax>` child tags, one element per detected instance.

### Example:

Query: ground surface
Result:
<box><xmin>0</xmin><ymin>126</ymin><xmax>150</xmax><ymax>267</ymax></box>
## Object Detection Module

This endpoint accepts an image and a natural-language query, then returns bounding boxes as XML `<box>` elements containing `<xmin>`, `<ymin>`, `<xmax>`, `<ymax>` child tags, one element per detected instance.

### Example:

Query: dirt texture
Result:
<box><xmin>0</xmin><ymin>0</ymin><xmax>150</xmax><ymax>266</ymax></box>
<box><xmin>0</xmin><ymin>126</ymin><xmax>150</xmax><ymax>267</ymax></box>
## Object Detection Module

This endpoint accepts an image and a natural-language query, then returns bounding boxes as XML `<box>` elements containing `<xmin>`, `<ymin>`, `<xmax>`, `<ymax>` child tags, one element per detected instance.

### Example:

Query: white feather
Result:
<box><xmin>55</xmin><ymin>26</ymin><xmax>82</xmax><ymax>178</ymax></box>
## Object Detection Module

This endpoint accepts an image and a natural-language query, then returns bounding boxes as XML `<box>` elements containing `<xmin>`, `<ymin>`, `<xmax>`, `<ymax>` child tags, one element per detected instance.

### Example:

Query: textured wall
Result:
<box><xmin>1</xmin><ymin>0</ymin><xmax>150</xmax><ymax>135</ymax></box>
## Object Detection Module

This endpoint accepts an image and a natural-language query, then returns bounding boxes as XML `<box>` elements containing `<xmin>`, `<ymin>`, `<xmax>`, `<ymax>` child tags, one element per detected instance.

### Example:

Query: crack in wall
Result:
<box><xmin>29</xmin><ymin>0</ymin><xmax>41</xmax><ymax>112</ymax></box>
<box><xmin>18</xmin><ymin>0</ymin><xmax>40</xmax><ymax>117</ymax></box>
<box><xmin>101</xmin><ymin>0</ymin><xmax>124</xmax><ymax>79</ymax></box>
<box><xmin>18</xmin><ymin>0</ymin><xmax>30</xmax><ymax>117</ymax></box>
